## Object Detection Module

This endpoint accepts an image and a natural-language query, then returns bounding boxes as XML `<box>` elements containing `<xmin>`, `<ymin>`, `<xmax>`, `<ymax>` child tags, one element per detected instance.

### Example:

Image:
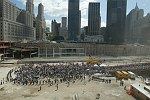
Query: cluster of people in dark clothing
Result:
<box><xmin>7</xmin><ymin>63</ymin><xmax>105</xmax><ymax>86</ymax></box>
<box><xmin>6</xmin><ymin>62</ymin><xmax>148</xmax><ymax>88</ymax></box>
<box><xmin>108</xmin><ymin>62</ymin><xmax>150</xmax><ymax>72</ymax></box>
<box><xmin>91</xmin><ymin>76</ymin><xmax>111</xmax><ymax>83</ymax></box>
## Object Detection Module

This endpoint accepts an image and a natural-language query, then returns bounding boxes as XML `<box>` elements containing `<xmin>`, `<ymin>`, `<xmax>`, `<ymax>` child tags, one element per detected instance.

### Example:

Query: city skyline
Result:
<box><xmin>12</xmin><ymin>0</ymin><xmax>150</xmax><ymax>28</ymax></box>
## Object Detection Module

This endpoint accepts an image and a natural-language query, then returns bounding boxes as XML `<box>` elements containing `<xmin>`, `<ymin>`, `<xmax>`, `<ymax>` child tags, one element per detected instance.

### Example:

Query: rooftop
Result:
<box><xmin>131</xmin><ymin>82</ymin><xmax>150</xmax><ymax>98</ymax></box>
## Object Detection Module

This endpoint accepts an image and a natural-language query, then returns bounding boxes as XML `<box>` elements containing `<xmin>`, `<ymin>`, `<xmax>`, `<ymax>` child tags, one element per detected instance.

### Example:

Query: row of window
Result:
<box><xmin>0</xmin><ymin>22</ymin><xmax>2</xmax><ymax>40</ymax></box>
<box><xmin>4</xmin><ymin>2</ymin><xmax>16</xmax><ymax>21</ymax></box>
<box><xmin>4</xmin><ymin>22</ymin><xmax>34</xmax><ymax>37</ymax></box>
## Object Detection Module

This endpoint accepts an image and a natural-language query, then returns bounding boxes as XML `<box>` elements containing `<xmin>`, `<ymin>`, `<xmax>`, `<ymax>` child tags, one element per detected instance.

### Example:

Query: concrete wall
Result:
<box><xmin>17</xmin><ymin>42</ymin><xmax>150</xmax><ymax>57</ymax></box>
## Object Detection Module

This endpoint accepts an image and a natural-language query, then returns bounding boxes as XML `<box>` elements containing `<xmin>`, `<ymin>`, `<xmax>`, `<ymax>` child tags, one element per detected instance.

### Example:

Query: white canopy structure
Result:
<box><xmin>100</xmin><ymin>64</ymin><xmax>107</xmax><ymax>67</ymax></box>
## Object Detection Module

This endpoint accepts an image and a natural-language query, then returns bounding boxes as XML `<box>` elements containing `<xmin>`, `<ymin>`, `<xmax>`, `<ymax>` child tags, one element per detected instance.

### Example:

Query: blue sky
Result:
<box><xmin>11</xmin><ymin>0</ymin><xmax>150</xmax><ymax>28</ymax></box>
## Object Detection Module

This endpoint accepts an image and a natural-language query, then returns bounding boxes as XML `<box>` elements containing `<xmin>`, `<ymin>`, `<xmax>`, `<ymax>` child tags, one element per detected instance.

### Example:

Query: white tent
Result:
<box><xmin>100</xmin><ymin>64</ymin><xmax>107</xmax><ymax>67</ymax></box>
<box><xmin>94</xmin><ymin>64</ymin><xmax>98</xmax><ymax>67</ymax></box>
<box><xmin>94</xmin><ymin>64</ymin><xmax>107</xmax><ymax>67</ymax></box>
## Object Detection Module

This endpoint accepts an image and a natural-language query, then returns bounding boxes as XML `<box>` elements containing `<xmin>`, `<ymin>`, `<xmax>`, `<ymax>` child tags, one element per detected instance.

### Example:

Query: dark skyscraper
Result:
<box><xmin>88</xmin><ymin>2</ymin><xmax>101</xmax><ymax>36</ymax></box>
<box><xmin>105</xmin><ymin>0</ymin><xmax>127</xmax><ymax>44</ymax></box>
<box><xmin>68</xmin><ymin>0</ymin><xmax>80</xmax><ymax>41</ymax></box>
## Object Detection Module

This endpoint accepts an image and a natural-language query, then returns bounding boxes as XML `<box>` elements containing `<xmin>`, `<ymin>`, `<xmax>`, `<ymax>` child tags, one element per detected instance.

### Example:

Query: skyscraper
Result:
<box><xmin>125</xmin><ymin>4</ymin><xmax>144</xmax><ymax>43</ymax></box>
<box><xmin>26</xmin><ymin>0</ymin><xmax>35</xmax><ymax>27</ymax></box>
<box><xmin>37</xmin><ymin>3</ymin><xmax>44</xmax><ymax>21</ymax></box>
<box><xmin>68</xmin><ymin>0</ymin><xmax>80</xmax><ymax>41</ymax></box>
<box><xmin>62</xmin><ymin>17</ymin><xmax>67</xmax><ymax>28</ymax></box>
<box><xmin>60</xmin><ymin>17</ymin><xmax>68</xmax><ymax>40</ymax></box>
<box><xmin>26</xmin><ymin>0</ymin><xmax>34</xmax><ymax>14</ymax></box>
<box><xmin>87</xmin><ymin>2</ymin><xmax>101</xmax><ymax>36</ymax></box>
<box><xmin>51</xmin><ymin>19</ymin><xmax>60</xmax><ymax>37</ymax></box>
<box><xmin>36</xmin><ymin>3</ymin><xmax>46</xmax><ymax>40</ymax></box>
<box><xmin>105</xmin><ymin>0</ymin><xmax>127</xmax><ymax>44</ymax></box>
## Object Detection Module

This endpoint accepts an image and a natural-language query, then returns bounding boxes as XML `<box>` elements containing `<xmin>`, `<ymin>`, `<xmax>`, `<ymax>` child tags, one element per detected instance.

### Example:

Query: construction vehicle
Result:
<box><xmin>128</xmin><ymin>71</ymin><xmax>136</xmax><ymax>80</ymax></box>
<box><xmin>86</xmin><ymin>55</ymin><xmax>102</xmax><ymax>65</ymax></box>
<box><xmin>116</xmin><ymin>71</ymin><xmax>124</xmax><ymax>79</ymax></box>
<box><xmin>122</xmin><ymin>71</ymin><xmax>129</xmax><ymax>79</ymax></box>
<box><xmin>116</xmin><ymin>71</ymin><xmax>129</xmax><ymax>79</ymax></box>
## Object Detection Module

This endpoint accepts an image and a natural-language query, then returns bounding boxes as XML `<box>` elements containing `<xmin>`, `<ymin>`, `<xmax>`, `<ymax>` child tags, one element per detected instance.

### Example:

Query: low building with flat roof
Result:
<box><xmin>131</xmin><ymin>83</ymin><xmax>150</xmax><ymax>100</ymax></box>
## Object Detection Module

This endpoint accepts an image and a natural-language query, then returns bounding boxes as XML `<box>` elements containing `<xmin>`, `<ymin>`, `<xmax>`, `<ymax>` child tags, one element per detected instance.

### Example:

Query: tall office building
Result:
<box><xmin>26</xmin><ymin>0</ymin><xmax>34</xmax><ymax>14</ymax></box>
<box><xmin>62</xmin><ymin>17</ymin><xmax>67</xmax><ymax>28</ymax></box>
<box><xmin>68</xmin><ymin>0</ymin><xmax>80</xmax><ymax>41</ymax></box>
<box><xmin>105</xmin><ymin>0</ymin><xmax>127</xmax><ymax>44</ymax></box>
<box><xmin>37</xmin><ymin>3</ymin><xmax>44</xmax><ymax>21</ymax></box>
<box><xmin>0</xmin><ymin>0</ymin><xmax>35</xmax><ymax>41</ymax></box>
<box><xmin>125</xmin><ymin>4</ymin><xmax>150</xmax><ymax>44</ymax></box>
<box><xmin>26</xmin><ymin>0</ymin><xmax>36</xmax><ymax>27</ymax></box>
<box><xmin>60</xmin><ymin>17</ymin><xmax>68</xmax><ymax>40</ymax></box>
<box><xmin>87</xmin><ymin>2</ymin><xmax>101</xmax><ymax>36</ymax></box>
<box><xmin>51</xmin><ymin>19</ymin><xmax>60</xmax><ymax>37</ymax></box>
<box><xmin>36</xmin><ymin>3</ymin><xmax>46</xmax><ymax>40</ymax></box>
<box><xmin>125</xmin><ymin>4</ymin><xmax>144</xmax><ymax>43</ymax></box>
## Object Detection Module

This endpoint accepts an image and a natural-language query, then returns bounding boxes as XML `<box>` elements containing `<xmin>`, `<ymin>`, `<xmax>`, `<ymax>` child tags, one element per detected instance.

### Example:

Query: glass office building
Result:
<box><xmin>68</xmin><ymin>0</ymin><xmax>80</xmax><ymax>41</ymax></box>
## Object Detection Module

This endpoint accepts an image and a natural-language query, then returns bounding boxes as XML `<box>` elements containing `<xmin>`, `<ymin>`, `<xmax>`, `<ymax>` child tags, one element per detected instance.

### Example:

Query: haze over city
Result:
<box><xmin>12</xmin><ymin>0</ymin><xmax>150</xmax><ymax>28</ymax></box>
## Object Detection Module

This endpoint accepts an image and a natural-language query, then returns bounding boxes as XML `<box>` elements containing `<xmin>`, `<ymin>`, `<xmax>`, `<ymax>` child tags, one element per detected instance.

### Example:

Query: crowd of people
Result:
<box><xmin>107</xmin><ymin>62</ymin><xmax>150</xmax><ymax>72</ymax></box>
<box><xmin>6</xmin><ymin>62</ymin><xmax>149</xmax><ymax>88</ymax></box>
<box><xmin>7</xmin><ymin>63</ymin><xmax>104</xmax><ymax>86</ymax></box>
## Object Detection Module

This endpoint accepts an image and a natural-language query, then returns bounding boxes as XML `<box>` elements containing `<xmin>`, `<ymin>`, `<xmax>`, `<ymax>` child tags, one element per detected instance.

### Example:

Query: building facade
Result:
<box><xmin>35</xmin><ymin>3</ymin><xmax>46</xmax><ymax>40</ymax></box>
<box><xmin>87</xmin><ymin>2</ymin><xmax>101</xmax><ymax>36</ymax></box>
<box><xmin>0</xmin><ymin>0</ymin><xmax>35</xmax><ymax>41</ymax></box>
<box><xmin>125</xmin><ymin>4</ymin><xmax>150</xmax><ymax>45</ymax></box>
<box><xmin>62</xmin><ymin>17</ymin><xmax>67</xmax><ymax>28</ymax></box>
<box><xmin>26</xmin><ymin>0</ymin><xmax>34</xmax><ymax>15</ymax></box>
<box><xmin>134</xmin><ymin>13</ymin><xmax>150</xmax><ymax>45</ymax></box>
<box><xmin>68</xmin><ymin>0</ymin><xmax>80</xmax><ymax>41</ymax></box>
<box><xmin>18</xmin><ymin>42</ymin><xmax>150</xmax><ymax>58</ymax></box>
<box><xmin>60</xmin><ymin>17</ymin><xmax>68</xmax><ymax>40</ymax></box>
<box><xmin>105</xmin><ymin>0</ymin><xmax>127</xmax><ymax>44</ymax></box>
<box><xmin>51</xmin><ymin>19</ymin><xmax>61</xmax><ymax>37</ymax></box>
<box><xmin>84</xmin><ymin>35</ymin><xmax>104</xmax><ymax>43</ymax></box>
<box><xmin>26</xmin><ymin>0</ymin><xmax>36</xmax><ymax>27</ymax></box>
<box><xmin>125</xmin><ymin>4</ymin><xmax>144</xmax><ymax>43</ymax></box>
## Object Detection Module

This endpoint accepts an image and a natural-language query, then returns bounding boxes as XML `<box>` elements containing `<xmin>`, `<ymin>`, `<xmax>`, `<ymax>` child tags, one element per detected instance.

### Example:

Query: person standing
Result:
<box><xmin>38</xmin><ymin>86</ymin><xmax>41</xmax><ymax>91</ymax></box>
<box><xmin>56</xmin><ymin>83</ymin><xmax>58</xmax><ymax>91</ymax></box>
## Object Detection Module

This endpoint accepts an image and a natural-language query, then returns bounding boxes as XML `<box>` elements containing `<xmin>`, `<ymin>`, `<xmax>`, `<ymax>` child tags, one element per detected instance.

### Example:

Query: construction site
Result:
<box><xmin>0</xmin><ymin>41</ymin><xmax>150</xmax><ymax>100</ymax></box>
<box><xmin>0</xmin><ymin>56</ymin><xmax>150</xmax><ymax>100</ymax></box>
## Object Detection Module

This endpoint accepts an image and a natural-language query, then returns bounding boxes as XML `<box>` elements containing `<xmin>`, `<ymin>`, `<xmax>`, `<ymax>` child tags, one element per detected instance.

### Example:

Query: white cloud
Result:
<box><xmin>81</xmin><ymin>18</ymin><xmax>88</xmax><ymax>28</ymax></box>
<box><xmin>45</xmin><ymin>20</ymin><xmax>51</xmax><ymax>28</ymax></box>
<box><xmin>101</xmin><ymin>22</ymin><xmax>106</xmax><ymax>27</ymax></box>
<box><xmin>17</xmin><ymin>0</ymin><xmax>100</xmax><ymax>28</ymax></box>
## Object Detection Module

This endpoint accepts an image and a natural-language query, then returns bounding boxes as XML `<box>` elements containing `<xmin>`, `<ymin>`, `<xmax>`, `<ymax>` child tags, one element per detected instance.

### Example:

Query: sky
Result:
<box><xmin>11</xmin><ymin>0</ymin><xmax>150</xmax><ymax>29</ymax></box>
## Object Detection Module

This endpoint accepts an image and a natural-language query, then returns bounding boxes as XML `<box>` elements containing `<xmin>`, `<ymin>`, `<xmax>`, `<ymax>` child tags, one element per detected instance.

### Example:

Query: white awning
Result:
<box><xmin>100</xmin><ymin>64</ymin><xmax>107</xmax><ymax>67</ymax></box>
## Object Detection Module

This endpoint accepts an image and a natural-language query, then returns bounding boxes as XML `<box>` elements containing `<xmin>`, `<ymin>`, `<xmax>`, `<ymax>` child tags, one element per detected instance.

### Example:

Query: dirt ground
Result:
<box><xmin>0</xmin><ymin>64</ymin><xmax>136</xmax><ymax>100</ymax></box>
